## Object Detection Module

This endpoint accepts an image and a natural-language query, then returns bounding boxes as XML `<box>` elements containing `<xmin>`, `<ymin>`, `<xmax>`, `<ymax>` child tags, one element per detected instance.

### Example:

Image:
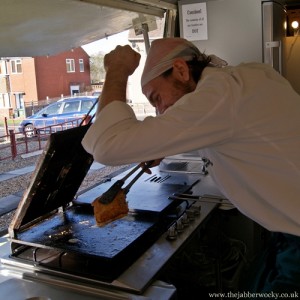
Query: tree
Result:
<box><xmin>89</xmin><ymin>52</ymin><xmax>106</xmax><ymax>83</ymax></box>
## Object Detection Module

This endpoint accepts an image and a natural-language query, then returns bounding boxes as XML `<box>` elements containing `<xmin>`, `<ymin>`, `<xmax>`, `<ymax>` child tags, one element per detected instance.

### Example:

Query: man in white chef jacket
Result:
<box><xmin>82</xmin><ymin>38</ymin><xmax>300</xmax><ymax>293</ymax></box>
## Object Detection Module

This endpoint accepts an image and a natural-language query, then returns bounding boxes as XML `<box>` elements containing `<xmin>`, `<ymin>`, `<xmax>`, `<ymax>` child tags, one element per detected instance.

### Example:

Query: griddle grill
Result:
<box><xmin>4</xmin><ymin>126</ymin><xmax>203</xmax><ymax>293</ymax></box>
<box><xmin>9</xmin><ymin>187</ymin><xmax>189</xmax><ymax>283</ymax></box>
<box><xmin>10</xmin><ymin>208</ymin><xmax>179</xmax><ymax>282</ymax></box>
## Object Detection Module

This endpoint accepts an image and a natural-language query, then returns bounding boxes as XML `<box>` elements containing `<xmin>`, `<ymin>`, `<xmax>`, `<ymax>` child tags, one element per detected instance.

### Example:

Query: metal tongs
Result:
<box><xmin>98</xmin><ymin>160</ymin><xmax>155</xmax><ymax>204</ymax></box>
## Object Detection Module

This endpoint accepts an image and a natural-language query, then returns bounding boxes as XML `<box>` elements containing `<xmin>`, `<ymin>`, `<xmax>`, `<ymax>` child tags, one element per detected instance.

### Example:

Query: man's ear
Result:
<box><xmin>172</xmin><ymin>58</ymin><xmax>190</xmax><ymax>82</ymax></box>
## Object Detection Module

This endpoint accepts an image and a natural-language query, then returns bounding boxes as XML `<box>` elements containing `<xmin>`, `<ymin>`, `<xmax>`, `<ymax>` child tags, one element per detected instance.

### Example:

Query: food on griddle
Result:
<box><xmin>92</xmin><ymin>189</ymin><xmax>129</xmax><ymax>226</ymax></box>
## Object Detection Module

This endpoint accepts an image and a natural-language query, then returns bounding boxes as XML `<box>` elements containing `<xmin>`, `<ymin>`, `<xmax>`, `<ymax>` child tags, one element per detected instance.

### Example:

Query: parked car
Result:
<box><xmin>19</xmin><ymin>96</ymin><xmax>98</xmax><ymax>137</ymax></box>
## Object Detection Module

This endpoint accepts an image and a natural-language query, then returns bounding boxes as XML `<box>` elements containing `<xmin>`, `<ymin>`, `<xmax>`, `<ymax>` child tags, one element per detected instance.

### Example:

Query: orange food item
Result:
<box><xmin>92</xmin><ymin>189</ymin><xmax>129</xmax><ymax>226</ymax></box>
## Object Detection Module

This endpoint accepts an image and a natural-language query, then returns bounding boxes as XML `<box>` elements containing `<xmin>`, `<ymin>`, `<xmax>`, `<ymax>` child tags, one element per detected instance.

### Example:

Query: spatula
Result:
<box><xmin>98</xmin><ymin>160</ymin><xmax>154</xmax><ymax>204</ymax></box>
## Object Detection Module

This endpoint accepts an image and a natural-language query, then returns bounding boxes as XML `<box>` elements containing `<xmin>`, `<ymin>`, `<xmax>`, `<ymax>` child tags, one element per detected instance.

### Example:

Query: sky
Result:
<box><xmin>82</xmin><ymin>30</ymin><xmax>130</xmax><ymax>55</ymax></box>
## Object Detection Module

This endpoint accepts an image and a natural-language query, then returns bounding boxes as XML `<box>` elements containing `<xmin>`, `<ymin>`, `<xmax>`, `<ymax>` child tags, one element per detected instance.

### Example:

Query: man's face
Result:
<box><xmin>142</xmin><ymin>72</ymin><xmax>196</xmax><ymax>114</ymax></box>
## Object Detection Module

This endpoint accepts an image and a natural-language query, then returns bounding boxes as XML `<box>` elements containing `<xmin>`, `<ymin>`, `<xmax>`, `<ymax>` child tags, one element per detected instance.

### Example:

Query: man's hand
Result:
<box><xmin>104</xmin><ymin>45</ymin><xmax>141</xmax><ymax>76</ymax></box>
<box><xmin>140</xmin><ymin>159</ymin><xmax>164</xmax><ymax>174</ymax></box>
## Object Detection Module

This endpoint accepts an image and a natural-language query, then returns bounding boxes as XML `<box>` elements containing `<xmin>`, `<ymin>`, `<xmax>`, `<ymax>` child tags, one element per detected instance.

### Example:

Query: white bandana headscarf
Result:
<box><xmin>141</xmin><ymin>37</ymin><xmax>227</xmax><ymax>87</ymax></box>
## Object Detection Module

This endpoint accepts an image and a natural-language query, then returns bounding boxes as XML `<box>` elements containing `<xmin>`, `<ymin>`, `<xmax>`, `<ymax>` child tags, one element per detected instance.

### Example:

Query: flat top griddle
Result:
<box><xmin>7</xmin><ymin>125</ymin><xmax>193</xmax><ymax>283</ymax></box>
<box><xmin>13</xmin><ymin>207</ymin><xmax>155</xmax><ymax>258</ymax></box>
<box><xmin>10</xmin><ymin>180</ymin><xmax>189</xmax><ymax>281</ymax></box>
<box><xmin>13</xmin><ymin>180</ymin><xmax>188</xmax><ymax>256</ymax></box>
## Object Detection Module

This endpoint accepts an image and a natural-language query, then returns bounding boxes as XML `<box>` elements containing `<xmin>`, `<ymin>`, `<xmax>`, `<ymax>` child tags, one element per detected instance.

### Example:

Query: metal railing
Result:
<box><xmin>0</xmin><ymin>117</ymin><xmax>84</xmax><ymax>161</ymax></box>
<box><xmin>0</xmin><ymin>102</ymin><xmax>156</xmax><ymax>161</ymax></box>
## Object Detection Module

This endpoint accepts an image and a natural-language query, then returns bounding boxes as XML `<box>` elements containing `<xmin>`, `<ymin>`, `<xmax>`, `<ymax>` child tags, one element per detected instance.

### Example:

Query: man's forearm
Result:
<box><xmin>97</xmin><ymin>69</ymin><xmax>129</xmax><ymax>113</ymax></box>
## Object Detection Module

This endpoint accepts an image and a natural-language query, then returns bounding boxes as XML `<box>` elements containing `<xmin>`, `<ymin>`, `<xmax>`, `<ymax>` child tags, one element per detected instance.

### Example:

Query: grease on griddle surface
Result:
<box><xmin>17</xmin><ymin>208</ymin><xmax>155</xmax><ymax>258</ymax></box>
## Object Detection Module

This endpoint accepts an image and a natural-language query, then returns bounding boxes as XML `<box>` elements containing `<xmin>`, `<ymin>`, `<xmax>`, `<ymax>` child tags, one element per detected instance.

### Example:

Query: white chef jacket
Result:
<box><xmin>82</xmin><ymin>63</ymin><xmax>300</xmax><ymax>236</ymax></box>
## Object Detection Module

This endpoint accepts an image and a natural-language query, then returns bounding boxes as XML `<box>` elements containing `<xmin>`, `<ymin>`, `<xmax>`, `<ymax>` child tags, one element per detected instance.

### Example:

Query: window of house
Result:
<box><xmin>0</xmin><ymin>94</ymin><xmax>5</xmax><ymax>108</ymax></box>
<box><xmin>0</xmin><ymin>94</ymin><xmax>10</xmax><ymax>108</ymax></box>
<box><xmin>11</xmin><ymin>59</ymin><xmax>22</xmax><ymax>74</ymax></box>
<box><xmin>79</xmin><ymin>59</ymin><xmax>84</xmax><ymax>72</ymax></box>
<box><xmin>15</xmin><ymin>93</ymin><xmax>24</xmax><ymax>109</ymax></box>
<box><xmin>66</xmin><ymin>59</ymin><xmax>75</xmax><ymax>73</ymax></box>
<box><xmin>0</xmin><ymin>60</ymin><xmax>5</xmax><ymax>74</ymax></box>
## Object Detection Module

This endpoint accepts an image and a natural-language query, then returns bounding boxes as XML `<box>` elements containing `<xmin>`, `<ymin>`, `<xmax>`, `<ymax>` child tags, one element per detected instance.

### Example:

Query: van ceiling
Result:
<box><xmin>0</xmin><ymin>0</ymin><xmax>177</xmax><ymax>57</ymax></box>
<box><xmin>1</xmin><ymin>0</ymin><xmax>299</xmax><ymax>57</ymax></box>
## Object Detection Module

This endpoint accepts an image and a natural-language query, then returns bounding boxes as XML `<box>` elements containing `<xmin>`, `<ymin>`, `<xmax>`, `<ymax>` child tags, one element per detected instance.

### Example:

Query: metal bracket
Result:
<box><xmin>265</xmin><ymin>40</ymin><xmax>282</xmax><ymax>74</ymax></box>
<box><xmin>132</xmin><ymin>14</ymin><xmax>157</xmax><ymax>54</ymax></box>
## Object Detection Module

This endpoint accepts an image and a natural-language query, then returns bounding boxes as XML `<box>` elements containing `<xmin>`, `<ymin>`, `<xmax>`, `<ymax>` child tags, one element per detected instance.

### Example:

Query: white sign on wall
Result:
<box><xmin>181</xmin><ymin>2</ymin><xmax>208</xmax><ymax>41</ymax></box>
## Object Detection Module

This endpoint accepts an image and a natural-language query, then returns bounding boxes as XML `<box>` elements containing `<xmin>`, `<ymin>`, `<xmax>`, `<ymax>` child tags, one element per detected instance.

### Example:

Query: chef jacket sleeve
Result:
<box><xmin>81</xmin><ymin>70</ymin><xmax>234</xmax><ymax>165</ymax></box>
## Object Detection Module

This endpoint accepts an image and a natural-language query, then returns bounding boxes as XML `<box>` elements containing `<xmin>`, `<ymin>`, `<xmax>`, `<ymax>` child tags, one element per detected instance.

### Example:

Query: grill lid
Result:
<box><xmin>9</xmin><ymin>125</ymin><xmax>93</xmax><ymax>235</ymax></box>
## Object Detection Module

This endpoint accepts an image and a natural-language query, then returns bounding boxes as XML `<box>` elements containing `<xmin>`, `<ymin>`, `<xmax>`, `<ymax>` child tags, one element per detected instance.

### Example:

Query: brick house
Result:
<box><xmin>0</xmin><ymin>47</ymin><xmax>91</xmax><ymax>118</ymax></box>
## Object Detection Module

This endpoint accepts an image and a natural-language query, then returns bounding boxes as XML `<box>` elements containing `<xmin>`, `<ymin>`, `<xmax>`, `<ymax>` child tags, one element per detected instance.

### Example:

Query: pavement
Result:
<box><xmin>0</xmin><ymin>161</ymin><xmax>105</xmax><ymax>216</ymax></box>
